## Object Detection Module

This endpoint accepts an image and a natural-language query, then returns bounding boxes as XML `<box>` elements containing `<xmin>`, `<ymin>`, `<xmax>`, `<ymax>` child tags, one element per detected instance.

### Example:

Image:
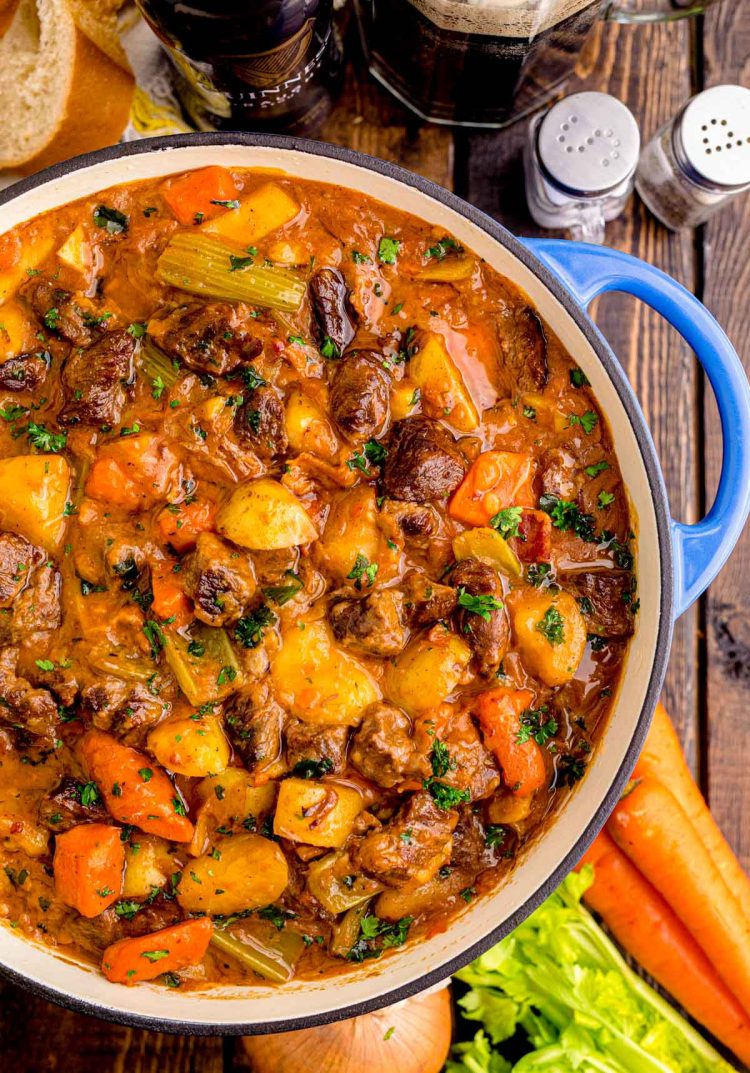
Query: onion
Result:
<box><xmin>242</xmin><ymin>987</ymin><xmax>452</xmax><ymax>1073</ymax></box>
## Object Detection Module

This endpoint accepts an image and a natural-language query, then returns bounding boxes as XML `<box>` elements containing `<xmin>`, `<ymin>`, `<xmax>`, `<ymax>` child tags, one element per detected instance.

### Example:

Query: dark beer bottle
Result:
<box><xmin>136</xmin><ymin>0</ymin><xmax>343</xmax><ymax>135</ymax></box>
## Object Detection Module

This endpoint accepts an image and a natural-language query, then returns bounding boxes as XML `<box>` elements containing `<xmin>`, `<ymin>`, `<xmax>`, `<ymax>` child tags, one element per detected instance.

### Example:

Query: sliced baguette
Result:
<box><xmin>0</xmin><ymin>0</ymin><xmax>134</xmax><ymax>173</ymax></box>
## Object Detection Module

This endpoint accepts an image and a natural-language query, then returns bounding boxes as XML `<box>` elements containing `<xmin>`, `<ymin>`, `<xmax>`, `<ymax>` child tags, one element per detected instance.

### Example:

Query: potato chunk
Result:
<box><xmin>285</xmin><ymin>389</ymin><xmax>339</xmax><ymax>460</ymax></box>
<box><xmin>147</xmin><ymin>714</ymin><xmax>230</xmax><ymax>778</ymax></box>
<box><xmin>122</xmin><ymin>835</ymin><xmax>177</xmax><ymax>899</ymax></box>
<box><xmin>409</xmin><ymin>331</ymin><xmax>479</xmax><ymax>432</ymax></box>
<box><xmin>205</xmin><ymin>182</ymin><xmax>300</xmax><ymax>245</ymax></box>
<box><xmin>509</xmin><ymin>589</ymin><xmax>586</xmax><ymax>686</ymax></box>
<box><xmin>316</xmin><ymin>485</ymin><xmax>385</xmax><ymax>583</ymax></box>
<box><xmin>0</xmin><ymin>454</ymin><xmax>70</xmax><ymax>552</ymax></box>
<box><xmin>190</xmin><ymin>770</ymin><xmax>277</xmax><ymax>856</ymax></box>
<box><xmin>176</xmin><ymin>833</ymin><xmax>289</xmax><ymax>915</ymax></box>
<box><xmin>271</xmin><ymin>619</ymin><xmax>380</xmax><ymax>725</ymax></box>
<box><xmin>217</xmin><ymin>478</ymin><xmax>317</xmax><ymax>550</ymax></box>
<box><xmin>384</xmin><ymin>626</ymin><xmax>472</xmax><ymax>716</ymax></box>
<box><xmin>274</xmin><ymin>778</ymin><xmax>363</xmax><ymax>848</ymax></box>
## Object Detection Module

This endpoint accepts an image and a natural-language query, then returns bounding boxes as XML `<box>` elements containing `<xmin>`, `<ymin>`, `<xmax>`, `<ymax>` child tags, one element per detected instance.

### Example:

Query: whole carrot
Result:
<box><xmin>635</xmin><ymin>702</ymin><xmax>750</xmax><ymax>910</ymax></box>
<box><xmin>608</xmin><ymin>776</ymin><xmax>750</xmax><ymax>1019</ymax></box>
<box><xmin>579</xmin><ymin>831</ymin><xmax>750</xmax><ymax>1067</ymax></box>
<box><xmin>102</xmin><ymin>918</ymin><xmax>213</xmax><ymax>984</ymax></box>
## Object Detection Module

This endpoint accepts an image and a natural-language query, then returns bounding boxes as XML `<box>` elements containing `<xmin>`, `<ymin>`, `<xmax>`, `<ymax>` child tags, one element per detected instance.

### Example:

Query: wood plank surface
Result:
<box><xmin>2</xmin><ymin>4</ymin><xmax>749</xmax><ymax>1067</ymax></box>
<box><xmin>701</xmin><ymin>0</ymin><xmax>750</xmax><ymax>870</ymax></box>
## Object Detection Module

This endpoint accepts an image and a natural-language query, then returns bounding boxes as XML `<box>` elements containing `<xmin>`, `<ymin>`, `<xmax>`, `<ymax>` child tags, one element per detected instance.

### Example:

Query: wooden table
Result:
<box><xmin>2</xmin><ymin>4</ymin><xmax>748</xmax><ymax>1068</ymax></box>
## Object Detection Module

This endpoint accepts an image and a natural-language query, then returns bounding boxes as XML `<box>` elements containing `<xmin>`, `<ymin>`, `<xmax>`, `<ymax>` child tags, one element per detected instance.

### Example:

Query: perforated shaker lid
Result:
<box><xmin>677</xmin><ymin>84</ymin><xmax>750</xmax><ymax>189</ymax></box>
<box><xmin>537</xmin><ymin>91</ymin><xmax>640</xmax><ymax>196</ymax></box>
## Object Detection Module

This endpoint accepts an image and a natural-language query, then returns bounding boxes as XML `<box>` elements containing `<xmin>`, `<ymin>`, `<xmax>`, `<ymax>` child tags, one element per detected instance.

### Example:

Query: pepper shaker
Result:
<box><xmin>635</xmin><ymin>85</ymin><xmax>750</xmax><ymax>231</ymax></box>
<box><xmin>524</xmin><ymin>91</ymin><xmax>640</xmax><ymax>244</ymax></box>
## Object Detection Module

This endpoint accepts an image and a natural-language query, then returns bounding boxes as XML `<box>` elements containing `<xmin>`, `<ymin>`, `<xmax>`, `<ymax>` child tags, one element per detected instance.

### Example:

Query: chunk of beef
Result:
<box><xmin>566</xmin><ymin>569</ymin><xmax>636</xmax><ymax>638</ymax></box>
<box><xmin>497</xmin><ymin>305</ymin><xmax>548</xmax><ymax>393</ymax></box>
<box><xmin>309</xmin><ymin>268</ymin><xmax>356</xmax><ymax>355</ymax></box>
<box><xmin>0</xmin><ymin>646</ymin><xmax>58</xmax><ymax>745</ymax></box>
<box><xmin>329</xmin><ymin>352</ymin><xmax>389</xmax><ymax>441</ymax></box>
<box><xmin>538</xmin><ymin>447</ymin><xmax>578</xmax><ymax>501</ymax></box>
<box><xmin>225</xmin><ymin>687</ymin><xmax>286</xmax><ymax>779</ymax></box>
<box><xmin>402</xmin><ymin>569</ymin><xmax>457</xmax><ymax>627</ymax></box>
<box><xmin>104</xmin><ymin>540</ymin><xmax>150</xmax><ymax>606</ymax></box>
<box><xmin>183</xmin><ymin>532</ymin><xmax>257</xmax><ymax>627</ymax></box>
<box><xmin>156</xmin><ymin>302</ymin><xmax>262</xmax><ymax>376</ymax></box>
<box><xmin>0</xmin><ymin>532</ymin><xmax>37</xmax><ymax>608</ymax></box>
<box><xmin>382</xmin><ymin>417</ymin><xmax>465</xmax><ymax>503</ymax></box>
<box><xmin>451</xmin><ymin>806</ymin><xmax>494</xmax><ymax>874</ymax></box>
<box><xmin>79</xmin><ymin>680</ymin><xmax>165</xmax><ymax>742</ymax></box>
<box><xmin>2</xmin><ymin>557</ymin><xmax>62</xmax><ymax>641</ymax></box>
<box><xmin>39</xmin><ymin>775</ymin><xmax>110</xmax><ymax>832</ymax></box>
<box><xmin>349</xmin><ymin>703</ymin><xmax>430</xmax><ymax>789</ymax></box>
<box><xmin>380</xmin><ymin>500</ymin><xmax>440</xmax><ymax>547</ymax></box>
<box><xmin>286</xmin><ymin>720</ymin><xmax>349</xmax><ymax>776</ymax></box>
<box><xmin>110</xmin><ymin>899</ymin><xmax>183</xmax><ymax>940</ymax></box>
<box><xmin>440</xmin><ymin>708</ymin><xmax>500</xmax><ymax>801</ymax></box>
<box><xmin>328</xmin><ymin>589</ymin><xmax>405</xmax><ymax>657</ymax></box>
<box><xmin>510</xmin><ymin>509</ymin><xmax>552</xmax><ymax>565</ymax></box>
<box><xmin>234</xmin><ymin>385</ymin><xmax>288</xmax><ymax>459</ymax></box>
<box><xmin>58</xmin><ymin>329</ymin><xmax>135</xmax><ymax>426</ymax></box>
<box><xmin>352</xmin><ymin>791</ymin><xmax>457</xmax><ymax>888</ymax></box>
<box><xmin>22</xmin><ymin>279</ymin><xmax>94</xmax><ymax>347</ymax></box>
<box><xmin>451</xmin><ymin>558</ymin><xmax>509</xmax><ymax>677</ymax></box>
<box><xmin>0</xmin><ymin>349</ymin><xmax>50</xmax><ymax>392</ymax></box>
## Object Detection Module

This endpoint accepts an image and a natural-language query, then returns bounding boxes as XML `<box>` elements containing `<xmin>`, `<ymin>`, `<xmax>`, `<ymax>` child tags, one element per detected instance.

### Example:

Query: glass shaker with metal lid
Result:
<box><xmin>635</xmin><ymin>85</ymin><xmax>750</xmax><ymax>230</ymax></box>
<box><xmin>524</xmin><ymin>91</ymin><xmax>640</xmax><ymax>242</ymax></box>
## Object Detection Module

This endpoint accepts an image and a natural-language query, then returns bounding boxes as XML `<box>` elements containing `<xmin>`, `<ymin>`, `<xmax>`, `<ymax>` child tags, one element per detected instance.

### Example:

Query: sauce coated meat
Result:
<box><xmin>0</xmin><ymin>167</ymin><xmax>637</xmax><ymax>989</ymax></box>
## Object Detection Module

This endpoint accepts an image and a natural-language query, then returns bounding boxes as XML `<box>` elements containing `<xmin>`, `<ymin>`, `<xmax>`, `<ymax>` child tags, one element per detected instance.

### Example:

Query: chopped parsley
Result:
<box><xmin>424</xmin><ymin>778</ymin><xmax>470</xmax><ymax>810</ymax></box>
<box><xmin>79</xmin><ymin>782</ymin><xmax>100</xmax><ymax>807</ymax></box>
<box><xmin>93</xmin><ymin>205</ymin><xmax>129</xmax><ymax>234</ymax></box>
<box><xmin>263</xmin><ymin>572</ymin><xmax>303</xmax><ymax>606</ymax></box>
<box><xmin>229</xmin><ymin>254</ymin><xmax>255</xmax><ymax>272</ymax></box>
<box><xmin>234</xmin><ymin>604</ymin><xmax>276</xmax><ymax>648</ymax></box>
<box><xmin>568</xmin><ymin>411</ymin><xmax>599</xmax><ymax>435</ymax></box>
<box><xmin>128</xmin><ymin>321</ymin><xmax>147</xmax><ymax>339</ymax></box>
<box><xmin>598</xmin><ymin>490</ymin><xmax>616</xmax><ymax>509</ymax></box>
<box><xmin>457</xmin><ymin>587</ymin><xmax>503</xmax><ymax>621</ymax></box>
<box><xmin>320</xmin><ymin>335</ymin><xmax>340</xmax><ymax>359</ymax></box>
<box><xmin>527</xmin><ymin>561</ymin><xmax>553</xmax><ymax>587</ymax></box>
<box><xmin>114</xmin><ymin>900</ymin><xmax>141</xmax><ymax>920</ymax></box>
<box><xmin>211</xmin><ymin>199</ymin><xmax>240</xmax><ymax>210</ymax></box>
<box><xmin>430</xmin><ymin>739</ymin><xmax>452</xmax><ymax>778</ymax></box>
<box><xmin>143</xmin><ymin>620</ymin><xmax>166</xmax><ymax>658</ymax></box>
<box><xmin>347</xmin><ymin>914</ymin><xmax>413</xmax><ymax>961</ymax></box>
<box><xmin>558</xmin><ymin>754</ymin><xmax>586</xmax><ymax>785</ymax></box>
<box><xmin>425</xmin><ymin>236</ymin><xmax>462</xmax><ymax>260</ymax></box>
<box><xmin>539</xmin><ymin>494</ymin><xmax>596</xmax><ymax>543</ymax></box>
<box><xmin>35</xmin><ymin>659</ymin><xmax>55</xmax><ymax>672</ymax></box>
<box><xmin>242</xmin><ymin>366</ymin><xmax>267</xmax><ymax>390</ymax></box>
<box><xmin>347</xmin><ymin>553</ymin><xmax>378</xmax><ymax>589</ymax></box>
<box><xmin>489</xmin><ymin>505</ymin><xmax>523</xmax><ymax>540</ymax></box>
<box><xmin>352</xmin><ymin>250</ymin><xmax>371</xmax><ymax>264</ymax></box>
<box><xmin>570</xmin><ymin>367</ymin><xmax>590</xmax><ymax>388</ymax></box>
<box><xmin>536</xmin><ymin>606</ymin><xmax>565</xmax><ymax>645</ymax></box>
<box><xmin>27</xmin><ymin>421</ymin><xmax>67</xmax><ymax>453</ymax></box>
<box><xmin>151</xmin><ymin>376</ymin><xmax>166</xmax><ymax>400</ymax></box>
<box><xmin>141</xmin><ymin>949</ymin><xmax>170</xmax><ymax>963</ymax></box>
<box><xmin>292</xmin><ymin>758</ymin><xmax>334</xmax><ymax>780</ymax></box>
<box><xmin>585</xmin><ymin>460</ymin><xmax>610</xmax><ymax>478</ymax></box>
<box><xmin>517</xmin><ymin>706</ymin><xmax>558</xmax><ymax>746</ymax></box>
<box><xmin>485</xmin><ymin>824</ymin><xmax>507</xmax><ymax>848</ymax></box>
<box><xmin>0</xmin><ymin>404</ymin><xmax>28</xmax><ymax>422</ymax></box>
<box><xmin>377</xmin><ymin>236</ymin><xmax>400</xmax><ymax>265</ymax></box>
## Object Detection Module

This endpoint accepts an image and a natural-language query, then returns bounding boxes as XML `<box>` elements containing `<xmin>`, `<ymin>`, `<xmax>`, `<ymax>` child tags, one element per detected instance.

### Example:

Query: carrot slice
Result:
<box><xmin>161</xmin><ymin>166</ymin><xmax>239</xmax><ymax>226</ymax></box>
<box><xmin>85</xmin><ymin>434</ymin><xmax>182</xmax><ymax>512</ymax></box>
<box><xmin>102</xmin><ymin>918</ymin><xmax>213</xmax><ymax>984</ymax></box>
<box><xmin>53</xmin><ymin>823</ymin><xmax>124</xmax><ymax>918</ymax></box>
<box><xmin>448</xmin><ymin>450</ymin><xmax>536</xmax><ymax>527</ymax></box>
<box><xmin>151</xmin><ymin>563</ymin><xmax>192</xmax><ymax>627</ymax></box>
<box><xmin>79</xmin><ymin>729</ymin><xmax>194</xmax><ymax>842</ymax></box>
<box><xmin>156</xmin><ymin>498</ymin><xmax>217</xmax><ymax>553</ymax></box>
<box><xmin>635</xmin><ymin>702</ymin><xmax>750</xmax><ymax>911</ymax></box>
<box><xmin>608</xmin><ymin>776</ymin><xmax>750</xmax><ymax>1018</ymax></box>
<box><xmin>578</xmin><ymin>832</ymin><xmax>750</xmax><ymax>1067</ymax></box>
<box><xmin>475</xmin><ymin>687</ymin><xmax>547</xmax><ymax>796</ymax></box>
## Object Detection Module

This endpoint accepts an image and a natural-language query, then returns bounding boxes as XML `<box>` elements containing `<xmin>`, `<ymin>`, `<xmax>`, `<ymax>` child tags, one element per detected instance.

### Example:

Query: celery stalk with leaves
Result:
<box><xmin>448</xmin><ymin>868</ymin><xmax>733</xmax><ymax>1073</ymax></box>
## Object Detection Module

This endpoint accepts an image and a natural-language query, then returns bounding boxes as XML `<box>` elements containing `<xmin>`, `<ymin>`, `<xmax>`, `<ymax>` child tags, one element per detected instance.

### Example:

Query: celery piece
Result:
<box><xmin>210</xmin><ymin>928</ymin><xmax>304</xmax><ymax>983</ymax></box>
<box><xmin>330</xmin><ymin>902</ymin><xmax>370</xmax><ymax>959</ymax></box>
<box><xmin>139</xmin><ymin>337</ymin><xmax>182</xmax><ymax>390</ymax></box>
<box><xmin>306</xmin><ymin>852</ymin><xmax>383</xmax><ymax>915</ymax></box>
<box><xmin>163</xmin><ymin>623</ymin><xmax>242</xmax><ymax>706</ymax></box>
<box><xmin>157</xmin><ymin>232</ymin><xmax>306</xmax><ymax>312</ymax></box>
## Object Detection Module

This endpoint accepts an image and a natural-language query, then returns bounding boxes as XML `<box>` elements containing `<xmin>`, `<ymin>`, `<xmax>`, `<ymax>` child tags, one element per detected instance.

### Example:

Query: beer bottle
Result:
<box><xmin>136</xmin><ymin>0</ymin><xmax>343</xmax><ymax>135</ymax></box>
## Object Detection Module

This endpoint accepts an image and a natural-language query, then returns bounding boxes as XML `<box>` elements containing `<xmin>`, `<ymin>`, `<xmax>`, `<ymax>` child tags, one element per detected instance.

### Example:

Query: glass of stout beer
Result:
<box><xmin>135</xmin><ymin>0</ymin><xmax>343</xmax><ymax>135</ymax></box>
<box><xmin>354</xmin><ymin>0</ymin><xmax>722</xmax><ymax>128</ymax></box>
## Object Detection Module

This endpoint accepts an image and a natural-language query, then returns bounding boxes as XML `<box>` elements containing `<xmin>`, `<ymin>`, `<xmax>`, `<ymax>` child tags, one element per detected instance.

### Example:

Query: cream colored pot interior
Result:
<box><xmin>0</xmin><ymin>144</ymin><xmax>663</xmax><ymax>1031</ymax></box>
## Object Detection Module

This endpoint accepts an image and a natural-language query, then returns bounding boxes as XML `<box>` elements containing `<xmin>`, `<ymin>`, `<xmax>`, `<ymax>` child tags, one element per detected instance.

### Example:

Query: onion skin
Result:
<box><xmin>242</xmin><ymin>987</ymin><xmax>452</xmax><ymax>1073</ymax></box>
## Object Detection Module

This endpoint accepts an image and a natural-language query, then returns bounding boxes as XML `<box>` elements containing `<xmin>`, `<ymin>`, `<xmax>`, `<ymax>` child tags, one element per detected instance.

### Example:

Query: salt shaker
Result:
<box><xmin>524</xmin><ymin>91</ymin><xmax>640</xmax><ymax>243</ymax></box>
<box><xmin>635</xmin><ymin>84</ymin><xmax>750</xmax><ymax>231</ymax></box>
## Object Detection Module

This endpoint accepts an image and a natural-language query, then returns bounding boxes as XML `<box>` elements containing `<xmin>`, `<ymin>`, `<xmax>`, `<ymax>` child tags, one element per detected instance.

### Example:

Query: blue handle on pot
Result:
<box><xmin>523</xmin><ymin>238</ymin><xmax>750</xmax><ymax>618</ymax></box>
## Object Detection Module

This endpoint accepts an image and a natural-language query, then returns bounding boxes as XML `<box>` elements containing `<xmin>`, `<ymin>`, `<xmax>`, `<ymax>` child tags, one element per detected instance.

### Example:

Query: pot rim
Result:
<box><xmin>0</xmin><ymin>132</ymin><xmax>674</xmax><ymax>1035</ymax></box>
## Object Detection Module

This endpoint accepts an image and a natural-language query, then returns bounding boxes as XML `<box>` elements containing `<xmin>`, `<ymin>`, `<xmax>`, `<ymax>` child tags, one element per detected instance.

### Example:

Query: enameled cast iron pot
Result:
<box><xmin>1</xmin><ymin>134</ymin><xmax>749</xmax><ymax>1035</ymax></box>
